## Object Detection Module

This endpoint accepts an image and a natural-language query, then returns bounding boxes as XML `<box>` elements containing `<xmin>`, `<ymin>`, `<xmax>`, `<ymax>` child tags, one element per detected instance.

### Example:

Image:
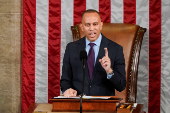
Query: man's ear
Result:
<box><xmin>80</xmin><ymin>23</ymin><xmax>84</xmax><ymax>31</ymax></box>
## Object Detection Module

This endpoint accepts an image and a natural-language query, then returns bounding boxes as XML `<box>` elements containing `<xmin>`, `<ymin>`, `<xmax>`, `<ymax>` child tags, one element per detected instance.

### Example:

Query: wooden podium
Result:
<box><xmin>49</xmin><ymin>96</ymin><xmax>121</xmax><ymax>112</ymax></box>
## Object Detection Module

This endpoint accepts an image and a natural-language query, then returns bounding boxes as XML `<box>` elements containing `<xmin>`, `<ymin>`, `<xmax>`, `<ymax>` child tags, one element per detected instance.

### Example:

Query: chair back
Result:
<box><xmin>71</xmin><ymin>23</ymin><xmax>146</xmax><ymax>103</ymax></box>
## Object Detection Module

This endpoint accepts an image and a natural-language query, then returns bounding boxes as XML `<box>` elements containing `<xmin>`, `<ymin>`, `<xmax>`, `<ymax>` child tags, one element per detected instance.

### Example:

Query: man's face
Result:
<box><xmin>81</xmin><ymin>12</ymin><xmax>103</xmax><ymax>42</ymax></box>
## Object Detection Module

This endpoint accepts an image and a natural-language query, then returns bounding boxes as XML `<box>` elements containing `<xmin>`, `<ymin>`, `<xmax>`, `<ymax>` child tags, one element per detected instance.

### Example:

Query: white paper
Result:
<box><xmin>133</xmin><ymin>103</ymin><xmax>138</xmax><ymax>108</ymax></box>
<box><xmin>54</xmin><ymin>96</ymin><xmax>79</xmax><ymax>99</ymax></box>
<box><xmin>83</xmin><ymin>96</ymin><xmax>110</xmax><ymax>99</ymax></box>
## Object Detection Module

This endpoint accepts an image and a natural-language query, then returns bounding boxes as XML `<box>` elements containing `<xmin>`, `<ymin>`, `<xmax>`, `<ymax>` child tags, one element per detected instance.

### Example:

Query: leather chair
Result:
<box><xmin>71</xmin><ymin>23</ymin><xmax>146</xmax><ymax>103</ymax></box>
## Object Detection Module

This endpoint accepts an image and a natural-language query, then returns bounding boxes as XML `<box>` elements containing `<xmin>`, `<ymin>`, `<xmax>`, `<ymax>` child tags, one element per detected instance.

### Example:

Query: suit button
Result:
<box><xmin>90</xmin><ymin>86</ymin><xmax>91</xmax><ymax>88</ymax></box>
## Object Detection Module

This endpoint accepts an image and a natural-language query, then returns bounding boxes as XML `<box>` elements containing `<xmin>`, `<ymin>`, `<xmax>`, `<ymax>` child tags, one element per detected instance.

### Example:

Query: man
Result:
<box><xmin>60</xmin><ymin>9</ymin><xmax>126</xmax><ymax>97</ymax></box>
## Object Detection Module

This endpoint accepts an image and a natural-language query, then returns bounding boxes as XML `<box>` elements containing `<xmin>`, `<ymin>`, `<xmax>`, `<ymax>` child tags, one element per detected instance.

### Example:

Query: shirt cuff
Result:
<box><xmin>107</xmin><ymin>70</ymin><xmax>114</xmax><ymax>79</ymax></box>
<box><xmin>107</xmin><ymin>74</ymin><xmax>113</xmax><ymax>79</ymax></box>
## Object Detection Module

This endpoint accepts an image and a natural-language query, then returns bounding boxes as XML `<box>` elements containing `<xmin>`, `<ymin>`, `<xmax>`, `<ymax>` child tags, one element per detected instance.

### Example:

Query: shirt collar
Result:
<box><xmin>85</xmin><ymin>33</ymin><xmax>102</xmax><ymax>47</ymax></box>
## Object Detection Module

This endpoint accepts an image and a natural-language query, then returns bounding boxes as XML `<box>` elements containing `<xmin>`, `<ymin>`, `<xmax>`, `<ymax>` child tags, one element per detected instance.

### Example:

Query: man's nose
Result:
<box><xmin>89</xmin><ymin>25</ymin><xmax>94</xmax><ymax>30</ymax></box>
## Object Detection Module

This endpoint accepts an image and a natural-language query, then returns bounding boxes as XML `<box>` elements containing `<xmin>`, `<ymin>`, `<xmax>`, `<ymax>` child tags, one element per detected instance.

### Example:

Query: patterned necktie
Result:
<box><xmin>87</xmin><ymin>43</ymin><xmax>95</xmax><ymax>79</ymax></box>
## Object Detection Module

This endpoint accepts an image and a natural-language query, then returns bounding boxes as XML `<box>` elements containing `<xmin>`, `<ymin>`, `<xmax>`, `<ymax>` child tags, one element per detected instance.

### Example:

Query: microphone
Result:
<box><xmin>80</xmin><ymin>50</ymin><xmax>87</xmax><ymax>68</ymax></box>
<box><xmin>79</xmin><ymin>50</ymin><xmax>87</xmax><ymax>113</ymax></box>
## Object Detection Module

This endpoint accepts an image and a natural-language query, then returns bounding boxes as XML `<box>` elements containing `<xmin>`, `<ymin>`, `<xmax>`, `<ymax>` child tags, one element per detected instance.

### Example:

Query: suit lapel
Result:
<box><xmin>77</xmin><ymin>37</ymin><xmax>91</xmax><ymax>83</ymax></box>
<box><xmin>77</xmin><ymin>37</ymin><xmax>86</xmax><ymax>54</ymax></box>
<box><xmin>91</xmin><ymin>35</ymin><xmax>109</xmax><ymax>82</ymax></box>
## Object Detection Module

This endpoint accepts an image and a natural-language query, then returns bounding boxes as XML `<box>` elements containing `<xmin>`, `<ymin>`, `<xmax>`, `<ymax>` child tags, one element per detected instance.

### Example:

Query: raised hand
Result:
<box><xmin>99</xmin><ymin>48</ymin><xmax>113</xmax><ymax>74</ymax></box>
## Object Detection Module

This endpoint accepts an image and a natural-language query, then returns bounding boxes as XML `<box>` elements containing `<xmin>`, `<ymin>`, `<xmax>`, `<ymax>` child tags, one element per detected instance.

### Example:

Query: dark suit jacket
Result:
<box><xmin>60</xmin><ymin>34</ymin><xmax>126</xmax><ymax>96</ymax></box>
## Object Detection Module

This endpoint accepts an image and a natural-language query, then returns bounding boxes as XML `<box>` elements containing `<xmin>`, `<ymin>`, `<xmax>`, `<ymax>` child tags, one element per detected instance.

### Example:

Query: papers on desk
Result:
<box><xmin>133</xmin><ymin>103</ymin><xmax>137</xmax><ymax>108</ymax></box>
<box><xmin>83</xmin><ymin>96</ymin><xmax>110</xmax><ymax>99</ymax></box>
<box><xmin>53</xmin><ymin>96</ymin><xmax>110</xmax><ymax>99</ymax></box>
<box><xmin>54</xmin><ymin>96</ymin><xmax>79</xmax><ymax>99</ymax></box>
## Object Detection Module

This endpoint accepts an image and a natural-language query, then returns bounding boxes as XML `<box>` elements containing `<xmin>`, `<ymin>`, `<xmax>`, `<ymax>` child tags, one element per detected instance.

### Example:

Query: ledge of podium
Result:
<box><xmin>49</xmin><ymin>96</ymin><xmax>121</xmax><ymax>112</ymax></box>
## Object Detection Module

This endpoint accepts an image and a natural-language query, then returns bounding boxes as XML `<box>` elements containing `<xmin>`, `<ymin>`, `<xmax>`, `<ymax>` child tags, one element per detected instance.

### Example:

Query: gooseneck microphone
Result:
<box><xmin>80</xmin><ymin>50</ymin><xmax>87</xmax><ymax>68</ymax></box>
<box><xmin>79</xmin><ymin>50</ymin><xmax>87</xmax><ymax>113</ymax></box>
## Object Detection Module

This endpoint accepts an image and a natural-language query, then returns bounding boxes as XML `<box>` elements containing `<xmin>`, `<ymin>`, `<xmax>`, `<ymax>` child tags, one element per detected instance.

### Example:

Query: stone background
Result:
<box><xmin>0</xmin><ymin>0</ymin><xmax>22</xmax><ymax>113</ymax></box>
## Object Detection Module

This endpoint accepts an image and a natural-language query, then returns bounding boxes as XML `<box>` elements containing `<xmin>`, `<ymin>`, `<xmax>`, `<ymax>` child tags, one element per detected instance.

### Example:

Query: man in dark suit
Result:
<box><xmin>60</xmin><ymin>9</ymin><xmax>126</xmax><ymax>97</ymax></box>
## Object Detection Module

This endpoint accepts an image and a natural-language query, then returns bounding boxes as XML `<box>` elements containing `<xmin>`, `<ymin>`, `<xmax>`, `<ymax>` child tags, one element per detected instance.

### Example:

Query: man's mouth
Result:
<box><xmin>89</xmin><ymin>33</ymin><xmax>96</xmax><ymax>37</ymax></box>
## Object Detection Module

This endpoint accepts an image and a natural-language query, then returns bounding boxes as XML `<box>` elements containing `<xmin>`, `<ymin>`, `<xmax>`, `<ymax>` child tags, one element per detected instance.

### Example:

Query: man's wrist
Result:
<box><xmin>107</xmin><ymin>68</ymin><xmax>113</xmax><ymax>74</ymax></box>
<box><xmin>107</xmin><ymin>70</ymin><xmax>114</xmax><ymax>75</ymax></box>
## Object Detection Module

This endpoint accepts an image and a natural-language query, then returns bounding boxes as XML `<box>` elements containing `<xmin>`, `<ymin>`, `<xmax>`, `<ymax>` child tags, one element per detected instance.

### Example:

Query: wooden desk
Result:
<box><xmin>50</xmin><ymin>96</ymin><xmax>121</xmax><ymax>112</ymax></box>
<box><xmin>26</xmin><ymin>103</ymin><xmax>144</xmax><ymax>113</ymax></box>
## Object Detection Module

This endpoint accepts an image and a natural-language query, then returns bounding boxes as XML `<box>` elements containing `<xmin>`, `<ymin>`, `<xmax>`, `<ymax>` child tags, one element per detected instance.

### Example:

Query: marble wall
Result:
<box><xmin>0</xmin><ymin>0</ymin><xmax>22</xmax><ymax>113</ymax></box>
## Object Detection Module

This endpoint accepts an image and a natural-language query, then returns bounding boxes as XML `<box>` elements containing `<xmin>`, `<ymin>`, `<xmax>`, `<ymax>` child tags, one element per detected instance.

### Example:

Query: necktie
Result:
<box><xmin>87</xmin><ymin>43</ymin><xmax>95</xmax><ymax>79</ymax></box>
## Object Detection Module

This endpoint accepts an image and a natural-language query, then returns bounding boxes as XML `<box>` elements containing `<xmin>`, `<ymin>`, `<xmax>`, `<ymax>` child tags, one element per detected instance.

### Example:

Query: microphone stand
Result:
<box><xmin>80</xmin><ymin>59</ymin><xmax>86</xmax><ymax>113</ymax></box>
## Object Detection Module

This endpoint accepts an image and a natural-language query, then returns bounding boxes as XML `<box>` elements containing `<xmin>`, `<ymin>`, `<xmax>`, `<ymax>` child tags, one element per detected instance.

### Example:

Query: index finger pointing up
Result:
<box><xmin>104</xmin><ymin>48</ymin><xmax>108</xmax><ymax>57</ymax></box>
